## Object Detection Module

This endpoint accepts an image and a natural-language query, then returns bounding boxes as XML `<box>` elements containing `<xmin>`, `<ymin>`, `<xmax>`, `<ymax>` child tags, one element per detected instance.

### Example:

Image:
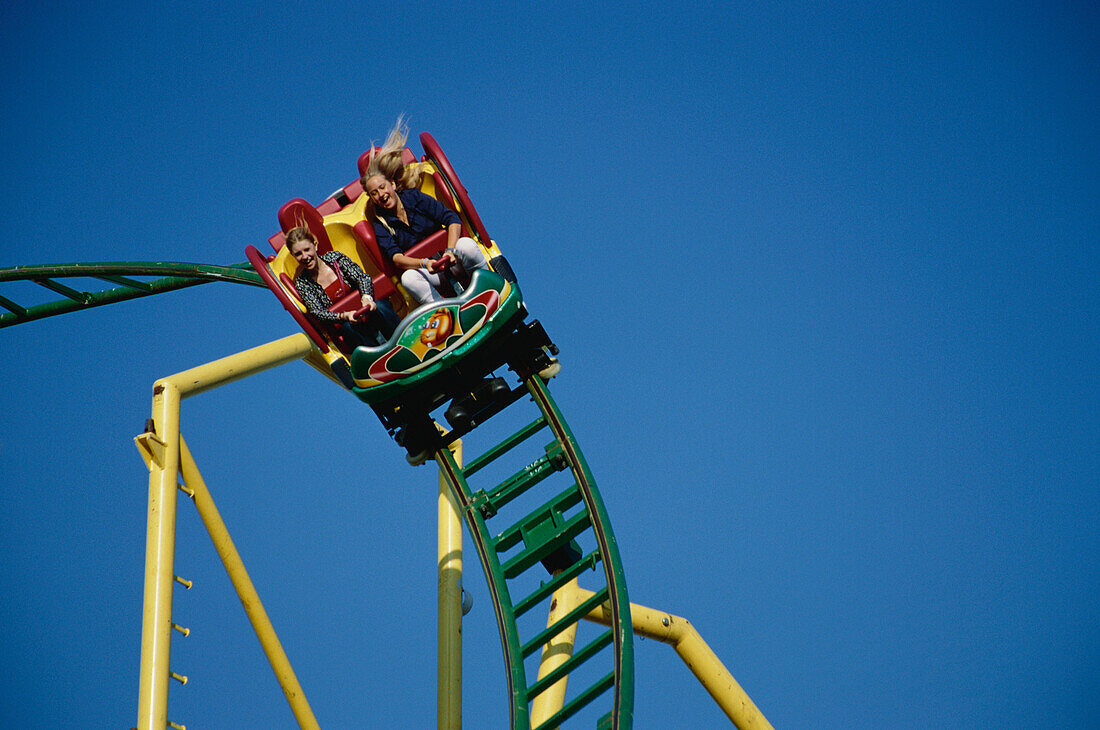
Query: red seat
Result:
<box><xmin>353</xmin><ymin>222</ymin><xmax>451</xmax><ymax>281</ymax></box>
<box><xmin>275</xmin><ymin>198</ymin><xmax>399</xmax><ymax>351</ymax></box>
<box><xmin>253</xmin><ymin>134</ymin><xmax>492</xmax><ymax>360</ymax></box>
<box><xmin>278</xmin><ymin>198</ymin><xmax>332</xmax><ymax>252</ymax></box>
<box><xmin>244</xmin><ymin>244</ymin><xmax>331</xmax><ymax>354</ymax></box>
<box><xmin>269</xmin><ymin>144</ymin><xmax>465</xmax><ymax>325</ymax></box>
<box><xmin>276</xmin><ymin>197</ymin><xmax>394</xmax><ymax>300</ymax></box>
<box><xmin>352</xmin><ymin>147</ymin><xmax>462</xmax><ymax>280</ymax></box>
<box><xmin>268</xmin><ymin>230</ymin><xmax>286</xmax><ymax>253</ymax></box>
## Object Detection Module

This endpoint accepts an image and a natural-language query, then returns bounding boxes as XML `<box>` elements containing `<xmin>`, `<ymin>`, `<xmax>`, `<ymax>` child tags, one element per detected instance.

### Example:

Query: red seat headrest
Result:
<box><xmin>277</xmin><ymin>198</ymin><xmax>333</xmax><ymax>254</ymax></box>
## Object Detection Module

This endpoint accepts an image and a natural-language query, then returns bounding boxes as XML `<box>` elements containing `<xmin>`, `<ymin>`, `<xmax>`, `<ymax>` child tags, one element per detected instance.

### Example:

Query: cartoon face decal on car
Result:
<box><xmin>419</xmin><ymin>308</ymin><xmax>454</xmax><ymax>348</ymax></box>
<box><xmin>352</xmin><ymin>277</ymin><xmax>513</xmax><ymax>392</ymax></box>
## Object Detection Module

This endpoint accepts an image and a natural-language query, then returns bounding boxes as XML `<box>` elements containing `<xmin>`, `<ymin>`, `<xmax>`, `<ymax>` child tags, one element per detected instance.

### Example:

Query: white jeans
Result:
<box><xmin>400</xmin><ymin>237</ymin><xmax>488</xmax><ymax>304</ymax></box>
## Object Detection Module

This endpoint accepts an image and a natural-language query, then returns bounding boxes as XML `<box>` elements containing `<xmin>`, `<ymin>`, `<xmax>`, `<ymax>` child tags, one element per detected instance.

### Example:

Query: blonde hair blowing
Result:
<box><xmin>363</xmin><ymin>115</ymin><xmax>421</xmax><ymax>191</ymax></box>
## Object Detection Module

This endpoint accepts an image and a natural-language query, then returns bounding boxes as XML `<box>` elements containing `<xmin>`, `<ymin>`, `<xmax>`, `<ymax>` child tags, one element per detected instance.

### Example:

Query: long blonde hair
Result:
<box><xmin>362</xmin><ymin>115</ymin><xmax>421</xmax><ymax>191</ymax></box>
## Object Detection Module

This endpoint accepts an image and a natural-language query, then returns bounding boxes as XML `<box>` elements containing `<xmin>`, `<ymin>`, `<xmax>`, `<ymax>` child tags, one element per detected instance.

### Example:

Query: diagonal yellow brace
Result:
<box><xmin>179</xmin><ymin>436</ymin><xmax>319</xmax><ymax>729</ymax></box>
<box><xmin>560</xmin><ymin>586</ymin><xmax>774</xmax><ymax>730</ymax></box>
<box><xmin>529</xmin><ymin>577</ymin><xmax>582</xmax><ymax>729</ymax></box>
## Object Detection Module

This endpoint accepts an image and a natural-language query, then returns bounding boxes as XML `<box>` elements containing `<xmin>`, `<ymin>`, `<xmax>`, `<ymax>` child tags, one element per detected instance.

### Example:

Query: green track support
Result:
<box><xmin>434</xmin><ymin>373</ymin><xmax>634</xmax><ymax>729</ymax></box>
<box><xmin>0</xmin><ymin>262</ymin><xmax>264</xmax><ymax>328</ymax></box>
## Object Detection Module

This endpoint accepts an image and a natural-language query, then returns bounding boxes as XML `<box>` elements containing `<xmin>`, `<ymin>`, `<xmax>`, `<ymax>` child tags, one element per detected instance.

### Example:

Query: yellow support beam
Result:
<box><xmin>134</xmin><ymin>334</ymin><xmax>317</xmax><ymax>730</ymax></box>
<box><xmin>136</xmin><ymin>380</ymin><xmax>182</xmax><ymax>730</ymax></box>
<box><xmin>569</xmin><ymin>586</ymin><xmax>773</xmax><ymax>730</ymax></box>
<box><xmin>438</xmin><ymin>440</ymin><xmax>464</xmax><ymax>729</ymax></box>
<box><xmin>528</xmin><ymin>578</ymin><xmax>582</xmax><ymax>729</ymax></box>
<box><xmin>179</xmin><ymin>436</ymin><xmax>319</xmax><ymax>729</ymax></box>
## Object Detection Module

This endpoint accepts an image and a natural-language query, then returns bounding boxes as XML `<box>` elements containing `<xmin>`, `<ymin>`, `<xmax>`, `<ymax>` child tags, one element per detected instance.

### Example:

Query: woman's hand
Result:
<box><xmin>339</xmin><ymin>311</ymin><xmax>357</xmax><ymax>322</ymax></box>
<box><xmin>359</xmin><ymin>295</ymin><xmax>376</xmax><ymax>312</ymax></box>
<box><xmin>431</xmin><ymin>252</ymin><xmax>456</xmax><ymax>272</ymax></box>
<box><xmin>394</xmin><ymin>253</ymin><xmax>430</xmax><ymax>271</ymax></box>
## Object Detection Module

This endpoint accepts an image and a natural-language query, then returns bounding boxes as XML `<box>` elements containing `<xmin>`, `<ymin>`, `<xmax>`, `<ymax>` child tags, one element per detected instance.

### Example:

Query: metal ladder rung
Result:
<box><xmin>495</xmin><ymin>486</ymin><xmax>583</xmax><ymax>553</ymax></box>
<box><xmin>463</xmin><ymin>416</ymin><xmax>548</xmax><ymax>477</ymax></box>
<box><xmin>521</xmin><ymin>586</ymin><xmax>610</xmax><ymax>658</ymax></box>
<box><xmin>513</xmin><ymin>550</ymin><xmax>602</xmax><ymax>618</ymax></box>
<box><xmin>0</xmin><ymin>294</ymin><xmax>27</xmax><ymax>316</ymax></box>
<box><xmin>34</xmin><ymin>277</ymin><xmax>92</xmax><ymax>303</ymax></box>
<box><xmin>527</xmin><ymin>629</ymin><xmax>614</xmax><ymax>701</ymax></box>
<box><xmin>533</xmin><ymin>671</ymin><xmax>616</xmax><ymax>730</ymax></box>
<box><xmin>501</xmin><ymin>509</ymin><xmax>591</xmax><ymax>580</ymax></box>
<box><xmin>482</xmin><ymin>441</ymin><xmax>567</xmax><ymax>512</ymax></box>
<box><xmin>96</xmin><ymin>274</ymin><xmax>155</xmax><ymax>291</ymax></box>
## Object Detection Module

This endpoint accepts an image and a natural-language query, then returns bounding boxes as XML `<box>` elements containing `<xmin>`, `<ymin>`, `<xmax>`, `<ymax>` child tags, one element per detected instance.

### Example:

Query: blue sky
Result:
<box><xmin>1</xmin><ymin>1</ymin><xmax>1096</xmax><ymax>728</ymax></box>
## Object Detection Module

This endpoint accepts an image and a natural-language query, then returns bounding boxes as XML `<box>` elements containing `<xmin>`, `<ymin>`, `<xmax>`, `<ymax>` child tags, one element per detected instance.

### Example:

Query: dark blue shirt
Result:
<box><xmin>372</xmin><ymin>188</ymin><xmax>461</xmax><ymax>263</ymax></box>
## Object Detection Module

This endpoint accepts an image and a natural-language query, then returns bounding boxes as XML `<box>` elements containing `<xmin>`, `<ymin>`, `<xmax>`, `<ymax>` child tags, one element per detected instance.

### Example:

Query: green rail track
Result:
<box><xmin>434</xmin><ymin>372</ymin><xmax>634</xmax><ymax>729</ymax></box>
<box><xmin>0</xmin><ymin>262</ymin><xmax>264</xmax><ymax>328</ymax></box>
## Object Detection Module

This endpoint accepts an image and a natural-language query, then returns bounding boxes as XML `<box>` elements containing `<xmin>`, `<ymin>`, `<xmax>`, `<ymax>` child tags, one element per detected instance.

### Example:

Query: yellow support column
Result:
<box><xmin>528</xmin><ymin>578</ymin><xmax>582</xmax><ymax>729</ymax></box>
<box><xmin>136</xmin><ymin>380</ymin><xmax>182</xmax><ymax>730</ymax></box>
<box><xmin>134</xmin><ymin>334</ymin><xmax>316</xmax><ymax>730</ymax></box>
<box><xmin>438</xmin><ymin>440</ymin><xmax>463</xmax><ymax>729</ymax></box>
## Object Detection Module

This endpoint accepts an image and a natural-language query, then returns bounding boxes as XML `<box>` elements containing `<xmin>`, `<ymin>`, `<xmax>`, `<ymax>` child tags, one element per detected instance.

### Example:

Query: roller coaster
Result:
<box><xmin>1</xmin><ymin>132</ymin><xmax>771</xmax><ymax>730</ymax></box>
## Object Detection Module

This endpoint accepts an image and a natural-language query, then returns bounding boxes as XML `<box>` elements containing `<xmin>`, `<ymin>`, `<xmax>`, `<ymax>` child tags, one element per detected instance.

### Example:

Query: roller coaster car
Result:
<box><xmin>245</xmin><ymin>133</ymin><xmax>557</xmax><ymax>454</ymax></box>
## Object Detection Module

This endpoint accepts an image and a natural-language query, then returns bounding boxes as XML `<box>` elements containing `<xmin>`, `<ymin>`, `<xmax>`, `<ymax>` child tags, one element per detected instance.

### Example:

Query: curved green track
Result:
<box><xmin>435</xmin><ymin>371</ymin><xmax>634</xmax><ymax>729</ymax></box>
<box><xmin>1</xmin><ymin>260</ymin><xmax>635</xmax><ymax>728</ymax></box>
<box><xmin>0</xmin><ymin>261</ymin><xmax>263</xmax><ymax>328</ymax></box>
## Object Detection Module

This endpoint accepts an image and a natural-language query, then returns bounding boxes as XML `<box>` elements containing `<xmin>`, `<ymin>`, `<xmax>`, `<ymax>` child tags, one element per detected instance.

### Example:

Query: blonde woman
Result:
<box><xmin>287</xmin><ymin>226</ymin><xmax>399</xmax><ymax>346</ymax></box>
<box><xmin>361</xmin><ymin>119</ymin><xmax>487</xmax><ymax>304</ymax></box>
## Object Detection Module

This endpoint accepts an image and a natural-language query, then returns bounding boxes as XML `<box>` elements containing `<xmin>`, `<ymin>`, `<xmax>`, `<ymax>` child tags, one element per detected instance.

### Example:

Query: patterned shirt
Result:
<box><xmin>293</xmin><ymin>251</ymin><xmax>374</xmax><ymax>322</ymax></box>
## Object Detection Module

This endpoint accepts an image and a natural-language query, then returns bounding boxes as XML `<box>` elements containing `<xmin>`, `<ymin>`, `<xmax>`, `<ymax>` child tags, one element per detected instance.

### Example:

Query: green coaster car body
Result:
<box><xmin>349</xmin><ymin>269</ymin><xmax>523</xmax><ymax>404</ymax></box>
